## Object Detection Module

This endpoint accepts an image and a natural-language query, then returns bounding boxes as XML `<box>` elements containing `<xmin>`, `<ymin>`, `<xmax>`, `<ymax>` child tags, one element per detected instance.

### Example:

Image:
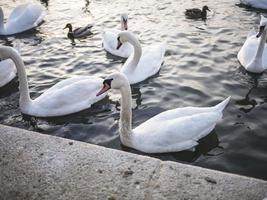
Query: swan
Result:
<box><xmin>0</xmin><ymin>3</ymin><xmax>46</xmax><ymax>36</ymax></box>
<box><xmin>116</xmin><ymin>31</ymin><xmax>165</xmax><ymax>84</ymax></box>
<box><xmin>96</xmin><ymin>73</ymin><xmax>231</xmax><ymax>153</ymax></box>
<box><xmin>0</xmin><ymin>46</ymin><xmax>106</xmax><ymax>117</ymax></box>
<box><xmin>64</xmin><ymin>23</ymin><xmax>93</xmax><ymax>39</ymax></box>
<box><xmin>102</xmin><ymin>13</ymin><xmax>133</xmax><ymax>58</ymax></box>
<box><xmin>185</xmin><ymin>6</ymin><xmax>210</xmax><ymax>19</ymax></box>
<box><xmin>238</xmin><ymin>15</ymin><xmax>267</xmax><ymax>73</ymax></box>
<box><xmin>239</xmin><ymin>0</ymin><xmax>267</xmax><ymax>9</ymax></box>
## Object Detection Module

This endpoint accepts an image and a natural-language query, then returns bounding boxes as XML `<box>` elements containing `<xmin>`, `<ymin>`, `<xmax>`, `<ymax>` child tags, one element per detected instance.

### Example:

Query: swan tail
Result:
<box><xmin>214</xmin><ymin>96</ymin><xmax>231</xmax><ymax>113</ymax></box>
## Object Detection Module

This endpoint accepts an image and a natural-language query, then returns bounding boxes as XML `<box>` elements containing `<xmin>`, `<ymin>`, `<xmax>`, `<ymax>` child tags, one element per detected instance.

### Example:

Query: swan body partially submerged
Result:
<box><xmin>97</xmin><ymin>73</ymin><xmax>230</xmax><ymax>153</ymax></box>
<box><xmin>0</xmin><ymin>46</ymin><xmax>106</xmax><ymax>117</ymax></box>
<box><xmin>0</xmin><ymin>3</ymin><xmax>46</xmax><ymax>35</ymax></box>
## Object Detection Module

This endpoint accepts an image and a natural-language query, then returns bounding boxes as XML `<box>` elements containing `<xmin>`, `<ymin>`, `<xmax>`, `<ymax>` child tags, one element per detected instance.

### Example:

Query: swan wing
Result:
<box><xmin>132</xmin><ymin>112</ymin><xmax>222</xmax><ymax>153</ymax></box>
<box><xmin>148</xmin><ymin>97</ymin><xmax>230</xmax><ymax>122</ymax></box>
<box><xmin>0</xmin><ymin>59</ymin><xmax>16</xmax><ymax>87</ymax></box>
<box><xmin>103</xmin><ymin>29</ymin><xmax>133</xmax><ymax>58</ymax></box>
<box><xmin>5</xmin><ymin>3</ymin><xmax>45</xmax><ymax>35</ymax></box>
<box><xmin>122</xmin><ymin>43</ymin><xmax>165</xmax><ymax>84</ymax></box>
<box><xmin>7</xmin><ymin>4</ymin><xmax>28</xmax><ymax>21</ymax></box>
<box><xmin>30</xmin><ymin>77</ymin><xmax>105</xmax><ymax>117</ymax></box>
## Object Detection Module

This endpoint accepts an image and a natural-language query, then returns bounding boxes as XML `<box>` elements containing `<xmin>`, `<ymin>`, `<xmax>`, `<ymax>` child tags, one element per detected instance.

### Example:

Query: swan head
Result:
<box><xmin>64</xmin><ymin>23</ymin><xmax>72</xmax><ymax>31</ymax></box>
<box><xmin>256</xmin><ymin>15</ymin><xmax>267</xmax><ymax>38</ymax></box>
<box><xmin>116</xmin><ymin>31</ymin><xmax>137</xmax><ymax>49</ymax></box>
<box><xmin>0</xmin><ymin>46</ymin><xmax>18</xmax><ymax>60</ymax></box>
<box><xmin>121</xmin><ymin>13</ymin><xmax>128</xmax><ymax>30</ymax></box>
<box><xmin>202</xmin><ymin>6</ymin><xmax>210</xmax><ymax>12</ymax></box>
<box><xmin>96</xmin><ymin>73</ymin><xmax>129</xmax><ymax>96</ymax></box>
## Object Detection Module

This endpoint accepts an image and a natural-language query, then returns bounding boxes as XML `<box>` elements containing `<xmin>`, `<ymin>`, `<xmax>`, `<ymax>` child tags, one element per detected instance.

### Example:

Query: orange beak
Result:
<box><xmin>96</xmin><ymin>83</ymin><xmax>110</xmax><ymax>96</ymax></box>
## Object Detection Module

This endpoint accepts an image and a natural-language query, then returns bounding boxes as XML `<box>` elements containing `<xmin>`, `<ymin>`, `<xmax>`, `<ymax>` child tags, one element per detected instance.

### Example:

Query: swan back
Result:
<box><xmin>1</xmin><ymin>3</ymin><xmax>46</xmax><ymax>35</ymax></box>
<box><xmin>131</xmin><ymin>97</ymin><xmax>230</xmax><ymax>153</ymax></box>
<box><xmin>30</xmin><ymin>77</ymin><xmax>105</xmax><ymax>117</ymax></box>
<box><xmin>132</xmin><ymin>112</ymin><xmax>222</xmax><ymax>153</ymax></box>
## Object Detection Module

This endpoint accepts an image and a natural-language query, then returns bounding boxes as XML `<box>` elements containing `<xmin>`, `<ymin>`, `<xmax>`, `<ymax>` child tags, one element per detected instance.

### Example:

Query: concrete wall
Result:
<box><xmin>0</xmin><ymin>124</ymin><xmax>266</xmax><ymax>200</ymax></box>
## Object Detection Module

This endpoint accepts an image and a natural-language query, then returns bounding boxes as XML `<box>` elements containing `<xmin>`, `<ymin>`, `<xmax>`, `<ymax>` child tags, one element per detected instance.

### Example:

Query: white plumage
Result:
<box><xmin>97</xmin><ymin>73</ymin><xmax>230</xmax><ymax>153</ymax></box>
<box><xmin>0</xmin><ymin>46</ymin><xmax>106</xmax><ymax>117</ymax></box>
<box><xmin>103</xmin><ymin>14</ymin><xmax>133</xmax><ymax>58</ymax></box>
<box><xmin>118</xmin><ymin>31</ymin><xmax>165</xmax><ymax>84</ymax></box>
<box><xmin>0</xmin><ymin>3</ymin><xmax>46</xmax><ymax>35</ymax></box>
<box><xmin>238</xmin><ymin>15</ymin><xmax>267</xmax><ymax>73</ymax></box>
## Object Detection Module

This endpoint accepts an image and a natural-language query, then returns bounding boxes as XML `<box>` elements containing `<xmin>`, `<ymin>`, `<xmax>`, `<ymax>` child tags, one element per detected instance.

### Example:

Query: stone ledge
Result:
<box><xmin>0</xmin><ymin>124</ymin><xmax>266</xmax><ymax>200</ymax></box>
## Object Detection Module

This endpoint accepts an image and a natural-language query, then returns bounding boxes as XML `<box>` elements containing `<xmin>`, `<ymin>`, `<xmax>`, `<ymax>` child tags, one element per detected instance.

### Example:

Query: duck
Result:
<box><xmin>0</xmin><ymin>3</ymin><xmax>46</xmax><ymax>36</ymax></box>
<box><xmin>0</xmin><ymin>46</ymin><xmax>106</xmax><ymax>117</ymax></box>
<box><xmin>237</xmin><ymin>15</ymin><xmax>267</xmax><ymax>73</ymax></box>
<box><xmin>96</xmin><ymin>73</ymin><xmax>230</xmax><ymax>153</ymax></box>
<box><xmin>64</xmin><ymin>23</ymin><xmax>93</xmax><ymax>39</ymax></box>
<box><xmin>185</xmin><ymin>6</ymin><xmax>210</xmax><ymax>19</ymax></box>
<box><xmin>239</xmin><ymin>0</ymin><xmax>267</xmax><ymax>9</ymax></box>
<box><xmin>102</xmin><ymin>13</ymin><xmax>133</xmax><ymax>58</ymax></box>
<box><xmin>116</xmin><ymin>31</ymin><xmax>165</xmax><ymax>84</ymax></box>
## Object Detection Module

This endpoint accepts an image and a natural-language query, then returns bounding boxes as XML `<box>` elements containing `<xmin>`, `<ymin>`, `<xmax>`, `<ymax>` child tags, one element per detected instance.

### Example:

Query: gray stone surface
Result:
<box><xmin>0</xmin><ymin>124</ymin><xmax>266</xmax><ymax>200</ymax></box>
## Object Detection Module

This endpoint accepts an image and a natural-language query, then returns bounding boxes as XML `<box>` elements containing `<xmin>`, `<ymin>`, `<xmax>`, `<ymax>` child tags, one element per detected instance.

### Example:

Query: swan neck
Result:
<box><xmin>9</xmin><ymin>49</ymin><xmax>31</xmax><ymax>106</ymax></box>
<box><xmin>119</xmin><ymin>84</ymin><xmax>133</xmax><ymax>146</ymax></box>
<box><xmin>128</xmin><ymin>35</ymin><xmax>142</xmax><ymax>68</ymax></box>
<box><xmin>121</xmin><ymin>19</ymin><xmax>125</xmax><ymax>31</ymax></box>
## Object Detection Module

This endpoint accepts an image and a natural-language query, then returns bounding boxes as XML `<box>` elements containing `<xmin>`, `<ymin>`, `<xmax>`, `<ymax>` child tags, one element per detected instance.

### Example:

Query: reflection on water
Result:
<box><xmin>0</xmin><ymin>0</ymin><xmax>267</xmax><ymax>180</ymax></box>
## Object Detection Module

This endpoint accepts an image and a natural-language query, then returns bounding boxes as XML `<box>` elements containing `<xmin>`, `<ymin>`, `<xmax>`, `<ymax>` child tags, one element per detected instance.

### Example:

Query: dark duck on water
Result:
<box><xmin>64</xmin><ymin>23</ymin><xmax>93</xmax><ymax>39</ymax></box>
<box><xmin>185</xmin><ymin>5</ymin><xmax>210</xmax><ymax>19</ymax></box>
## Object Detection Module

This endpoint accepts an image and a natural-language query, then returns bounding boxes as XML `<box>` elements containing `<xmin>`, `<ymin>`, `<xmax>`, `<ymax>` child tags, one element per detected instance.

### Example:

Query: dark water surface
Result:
<box><xmin>1</xmin><ymin>0</ymin><xmax>267</xmax><ymax>180</ymax></box>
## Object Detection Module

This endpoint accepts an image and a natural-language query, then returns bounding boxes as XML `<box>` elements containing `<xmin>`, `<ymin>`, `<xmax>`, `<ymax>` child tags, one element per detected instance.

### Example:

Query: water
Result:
<box><xmin>0</xmin><ymin>0</ymin><xmax>267</xmax><ymax>180</ymax></box>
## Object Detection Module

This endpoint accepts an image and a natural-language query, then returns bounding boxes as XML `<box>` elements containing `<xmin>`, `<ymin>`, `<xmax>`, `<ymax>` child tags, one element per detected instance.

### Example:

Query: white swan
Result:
<box><xmin>240</xmin><ymin>0</ymin><xmax>267</xmax><ymax>9</ymax></box>
<box><xmin>102</xmin><ymin>14</ymin><xmax>133</xmax><ymax>58</ymax></box>
<box><xmin>97</xmin><ymin>73</ymin><xmax>230</xmax><ymax>153</ymax></box>
<box><xmin>0</xmin><ymin>3</ymin><xmax>46</xmax><ymax>36</ymax></box>
<box><xmin>117</xmin><ymin>31</ymin><xmax>165</xmax><ymax>84</ymax></box>
<box><xmin>0</xmin><ymin>46</ymin><xmax>106</xmax><ymax>117</ymax></box>
<box><xmin>238</xmin><ymin>15</ymin><xmax>267</xmax><ymax>73</ymax></box>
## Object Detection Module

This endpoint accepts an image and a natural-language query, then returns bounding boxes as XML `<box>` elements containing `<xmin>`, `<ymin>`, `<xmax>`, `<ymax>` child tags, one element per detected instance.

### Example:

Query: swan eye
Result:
<box><xmin>103</xmin><ymin>78</ymin><xmax>113</xmax><ymax>86</ymax></box>
<box><xmin>117</xmin><ymin>36</ymin><xmax>121</xmax><ymax>42</ymax></box>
